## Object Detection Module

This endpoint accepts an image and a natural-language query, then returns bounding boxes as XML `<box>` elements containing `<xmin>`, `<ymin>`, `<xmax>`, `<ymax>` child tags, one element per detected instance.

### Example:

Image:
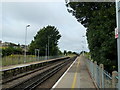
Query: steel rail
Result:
<box><xmin>2</xmin><ymin>59</ymin><xmax>65</xmax><ymax>85</ymax></box>
<box><xmin>5</xmin><ymin>58</ymin><xmax>73</xmax><ymax>90</ymax></box>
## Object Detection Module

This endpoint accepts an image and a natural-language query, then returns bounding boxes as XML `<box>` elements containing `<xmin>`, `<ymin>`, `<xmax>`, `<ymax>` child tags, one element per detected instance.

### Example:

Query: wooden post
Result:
<box><xmin>100</xmin><ymin>64</ymin><xmax>104</xmax><ymax>88</ymax></box>
<box><xmin>94</xmin><ymin>61</ymin><xmax>97</xmax><ymax>83</ymax></box>
<box><xmin>112</xmin><ymin>71</ymin><xmax>118</xmax><ymax>88</ymax></box>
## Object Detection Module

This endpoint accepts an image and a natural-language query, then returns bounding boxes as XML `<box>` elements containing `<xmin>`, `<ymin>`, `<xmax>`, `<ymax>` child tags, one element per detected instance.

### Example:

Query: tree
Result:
<box><xmin>29</xmin><ymin>25</ymin><xmax>61</xmax><ymax>56</ymax></box>
<box><xmin>66</xmin><ymin>2</ymin><xmax>117</xmax><ymax>72</ymax></box>
<box><xmin>68</xmin><ymin>51</ymin><xmax>72</xmax><ymax>54</ymax></box>
<box><xmin>72</xmin><ymin>52</ymin><xmax>78</xmax><ymax>55</ymax></box>
<box><xmin>2</xmin><ymin>46</ymin><xmax>22</xmax><ymax>57</ymax></box>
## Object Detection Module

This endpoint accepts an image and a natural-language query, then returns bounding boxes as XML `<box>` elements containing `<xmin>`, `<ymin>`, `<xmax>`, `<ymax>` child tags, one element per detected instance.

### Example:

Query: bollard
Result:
<box><xmin>112</xmin><ymin>71</ymin><xmax>118</xmax><ymax>88</ymax></box>
<box><xmin>100</xmin><ymin>64</ymin><xmax>104</xmax><ymax>88</ymax></box>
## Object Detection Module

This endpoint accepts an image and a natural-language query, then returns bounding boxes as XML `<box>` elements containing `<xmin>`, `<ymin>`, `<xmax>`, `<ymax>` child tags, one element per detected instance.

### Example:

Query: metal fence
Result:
<box><xmin>85</xmin><ymin>58</ymin><xmax>118</xmax><ymax>88</ymax></box>
<box><xmin>1</xmin><ymin>55</ymin><xmax>64</xmax><ymax>66</ymax></box>
<box><xmin>103</xmin><ymin>70</ymin><xmax>112</xmax><ymax>88</ymax></box>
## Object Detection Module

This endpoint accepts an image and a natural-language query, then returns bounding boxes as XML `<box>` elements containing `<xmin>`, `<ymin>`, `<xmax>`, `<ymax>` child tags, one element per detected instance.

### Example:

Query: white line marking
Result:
<box><xmin>51</xmin><ymin>57</ymin><xmax>78</xmax><ymax>89</ymax></box>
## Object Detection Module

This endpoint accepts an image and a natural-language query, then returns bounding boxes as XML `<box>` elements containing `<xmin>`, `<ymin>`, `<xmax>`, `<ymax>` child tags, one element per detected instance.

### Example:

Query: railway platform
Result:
<box><xmin>52</xmin><ymin>56</ymin><xmax>97</xmax><ymax>89</ymax></box>
<box><xmin>0</xmin><ymin>57</ymin><xmax>69</xmax><ymax>81</ymax></box>
<box><xmin>0</xmin><ymin>60</ymin><xmax>47</xmax><ymax>71</ymax></box>
<box><xmin>0</xmin><ymin>57</ymin><xmax>68</xmax><ymax>71</ymax></box>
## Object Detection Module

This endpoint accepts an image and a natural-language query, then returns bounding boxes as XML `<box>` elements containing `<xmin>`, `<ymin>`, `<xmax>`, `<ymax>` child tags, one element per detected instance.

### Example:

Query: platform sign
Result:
<box><xmin>116</xmin><ymin>1</ymin><xmax>120</xmax><ymax>90</ymax></box>
<box><xmin>115</xmin><ymin>28</ymin><xmax>119</xmax><ymax>38</ymax></box>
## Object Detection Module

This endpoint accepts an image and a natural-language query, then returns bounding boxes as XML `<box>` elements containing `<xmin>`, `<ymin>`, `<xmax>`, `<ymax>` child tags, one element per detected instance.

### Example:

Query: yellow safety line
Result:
<box><xmin>71</xmin><ymin>59</ymin><xmax>80</xmax><ymax>89</ymax></box>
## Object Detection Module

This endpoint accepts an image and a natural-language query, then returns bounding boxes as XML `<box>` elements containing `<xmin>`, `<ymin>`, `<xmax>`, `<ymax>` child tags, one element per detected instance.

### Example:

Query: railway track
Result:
<box><xmin>2</xmin><ymin>57</ymin><xmax>76</xmax><ymax>90</ymax></box>
<box><xmin>2</xmin><ymin>59</ymin><xmax>63</xmax><ymax>85</ymax></box>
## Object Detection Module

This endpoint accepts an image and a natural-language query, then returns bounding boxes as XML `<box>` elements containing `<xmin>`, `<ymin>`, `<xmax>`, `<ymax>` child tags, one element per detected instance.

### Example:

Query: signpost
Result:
<box><xmin>115</xmin><ymin>28</ymin><xmax>118</xmax><ymax>39</ymax></box>
<box><xmin>35</xmin><ymin>49</ymin><xmax>39</xmax><ymax>61</ymax></box>
<box><xmin>116</xmin><ymin>0</ymin><xmax>120</xmax><ymax>89</ymax></box>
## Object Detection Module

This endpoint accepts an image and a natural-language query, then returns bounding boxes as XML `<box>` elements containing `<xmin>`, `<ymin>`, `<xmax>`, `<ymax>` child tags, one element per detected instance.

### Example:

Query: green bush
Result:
<box><xmin>2</xmin><ymin>46</ymin><xmax>22</xmax><ymax>57</ymax></box>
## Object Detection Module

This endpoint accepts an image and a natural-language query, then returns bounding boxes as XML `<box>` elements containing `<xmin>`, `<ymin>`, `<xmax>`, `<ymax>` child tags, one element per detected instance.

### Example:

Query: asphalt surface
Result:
<box><xmin>52</xmin><ymin>56</ymin><xmax>96</xmax><ymax>89</ymax></box>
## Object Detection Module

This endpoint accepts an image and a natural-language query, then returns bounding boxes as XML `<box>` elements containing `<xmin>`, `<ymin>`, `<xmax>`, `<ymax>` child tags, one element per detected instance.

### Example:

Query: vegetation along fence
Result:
<box><xmin>85</xmin><ymin>58</ymin><xmax>118</xmax><ymax>88</ymax></box>
<box><xmin>1</xmin><ymin>55</ymin><xmax>64</xmax><ymax>66</ymax></box>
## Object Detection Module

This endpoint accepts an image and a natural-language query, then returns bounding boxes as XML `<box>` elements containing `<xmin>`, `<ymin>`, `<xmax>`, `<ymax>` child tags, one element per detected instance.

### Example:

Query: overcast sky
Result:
<box><xmin>1</xmin><ymin>0</ymin><xmax>89</xmax><ymax>53</ymax></box>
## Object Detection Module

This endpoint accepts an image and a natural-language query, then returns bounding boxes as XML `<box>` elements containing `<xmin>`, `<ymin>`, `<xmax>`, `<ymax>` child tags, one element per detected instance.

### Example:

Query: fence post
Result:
<box><xmin>100</xmin><ymin>64</ymin><xmax>104</xmax><ymax>88</ymax></box>
<box><xmin>112</xmin><ymin>71</ymin><xmax>118</xmax><ymax>88</ymax></box>
<box><xmin>91</xmin><ymin>61</ymin><xmax>94</xmax><ymax>78</ymax></box>
<box><xmin>90</xmin><ymin>61</ymin><xmax>94</xmax><ymax>78</ymax></box>
<box><xmin>94</xmin><ymin>61</ymin><xmax>97</xmax><ymax>83</ymax></box>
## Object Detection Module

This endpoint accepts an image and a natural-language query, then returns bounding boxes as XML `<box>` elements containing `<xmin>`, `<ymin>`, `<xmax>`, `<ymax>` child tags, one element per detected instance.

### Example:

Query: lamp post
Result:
<box><xmin>48</xmin><ymin>36</ymin><xmax>51</xmax><ymax>59</ymax></box>
<box><xmin>82</xmin><ymin>35</ymin><xmax>85</xmax><ymax>56</ymax></box>
<box><xmin>48</xmin><ymin>36</ymin><xmax>50</xmax><ymax>58</ymax></box>
<box><xmin>81</xmin><ymin>41</ymin><xmax>84</xmax><ymax>56</ymax></box>
<box><xmin>24</xmin><ymin>24</ymin><xmax>30</xmax><ymax>63</ymax></box>
<box><xmin>46</xmin><ymin>44</ymin><xmax>48</xmax><ymax>59</ymax></box>
<box><xmin>116</xmin><ymin>1</ymin><xmax>120</xmax><ymax>89</ymax></box>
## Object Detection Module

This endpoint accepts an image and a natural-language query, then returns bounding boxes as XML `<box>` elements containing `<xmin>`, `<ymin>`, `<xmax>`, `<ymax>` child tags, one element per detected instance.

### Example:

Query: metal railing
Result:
<box><xmin>103</xmin><ymin>70</ymin><xmax>112</xmax><ymax>88</ymax></box>
<box><xmin>85</xmin><ymin>58</ymin><xmax>118</xmax><ymax>88</ymax></box>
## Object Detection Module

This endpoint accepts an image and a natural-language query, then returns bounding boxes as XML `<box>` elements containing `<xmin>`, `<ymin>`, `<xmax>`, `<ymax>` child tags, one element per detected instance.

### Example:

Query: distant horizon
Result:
<box><xmin>0</xmin><ymin>40</ymin><xmax>89</xmax><ymax>53</ymax></box>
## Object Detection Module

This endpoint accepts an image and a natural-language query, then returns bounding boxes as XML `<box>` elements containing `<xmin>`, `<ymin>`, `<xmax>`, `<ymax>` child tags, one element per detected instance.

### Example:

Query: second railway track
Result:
<box><xmin>2</xmin><ymin>56</ymin><xmax>77</xmax><ymax>90</ymax></box>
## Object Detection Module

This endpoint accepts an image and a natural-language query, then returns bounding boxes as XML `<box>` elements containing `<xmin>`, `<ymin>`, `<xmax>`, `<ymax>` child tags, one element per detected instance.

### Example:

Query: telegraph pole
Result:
<box><xmin>46</xmin><ymin>44</ymin><xmax>47</xmax><ymax>59</ymax></box>
<box><xmin>116</xmin><ymin>0</ymin><xmax>120</xmax><ymax>89</ymax></box>
<box><xmin>48</xmin><ymin>36</ymin><xmax>49</xmax><ymax>59</ymax></box>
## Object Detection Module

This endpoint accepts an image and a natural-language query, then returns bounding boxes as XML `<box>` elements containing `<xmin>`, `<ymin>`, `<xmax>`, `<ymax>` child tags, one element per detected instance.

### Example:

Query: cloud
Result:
<box><xmin>2</xmin><ymin>2</ymin><xmax>89</xmax><ymax>53</ymax></box>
